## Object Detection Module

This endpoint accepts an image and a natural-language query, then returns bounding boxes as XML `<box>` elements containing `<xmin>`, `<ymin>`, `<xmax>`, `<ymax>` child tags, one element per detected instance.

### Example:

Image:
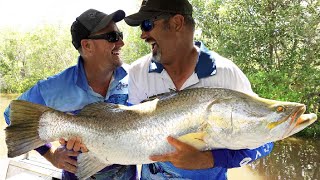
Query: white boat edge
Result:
<box><xmin>0</xmin><ymin>153</ymin><xmax>62</xmax><ymax>180</ymax></box>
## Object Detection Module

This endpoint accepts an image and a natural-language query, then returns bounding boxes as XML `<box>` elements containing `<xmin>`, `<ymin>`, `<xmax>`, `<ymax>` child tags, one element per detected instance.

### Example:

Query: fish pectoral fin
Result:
<box><xmin>76</xmin><ymin>152</ymin><xmax>110</xmax><ymax>179</ymax></box>
<box><xmin>178</xmin><ymin>132</ymin><xmax>208</xmax><ymax>150</ymax></box>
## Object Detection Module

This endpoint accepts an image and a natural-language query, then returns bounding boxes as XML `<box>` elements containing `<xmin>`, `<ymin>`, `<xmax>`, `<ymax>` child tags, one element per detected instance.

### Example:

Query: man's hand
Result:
<box><xmin>43</xmin><ymin>145</ymin><xmax>79</xmax><ymax>173</ymax></box>
<box><xmin>59</xmin><ymin>137</ymin><xmax>88</xmax><ymax>153</ymax></box>
<box><xmin>44</xmin><ymin>136</ymin><xmax>87</xmax><ymax>173</ymax></box>
<box><xmin>52</xmin><ymin>146</ymin><xmax>79</xmax><ymax>173</ymax></box>
<box><xmin>149</xmin><ymin>136</ymin><xmax>214</xmax><ymax>170</ymax></box>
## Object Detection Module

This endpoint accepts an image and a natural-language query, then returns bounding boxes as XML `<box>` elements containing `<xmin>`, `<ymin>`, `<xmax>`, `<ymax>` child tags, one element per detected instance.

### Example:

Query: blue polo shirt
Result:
<box><xmin>4</xmin><ymin>56</ymin><xmax>136</xmax><ymax>180</ymax></box>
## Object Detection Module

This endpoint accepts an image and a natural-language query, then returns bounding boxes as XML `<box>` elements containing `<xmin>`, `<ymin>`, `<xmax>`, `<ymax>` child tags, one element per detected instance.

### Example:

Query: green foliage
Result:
<box><xmin>0</xmin><ymin>25</ymin><xmax>78</xmax><ymax>93</ymax></box>
<box><xmin>118</xmin><ymin>22</ymin><xmax>150</xmax><ymax>64</ymax></box>
<box><xmin>0</xmin><ymin>1</ymin><xmax>319</xmax><ymax>137</ymax></box>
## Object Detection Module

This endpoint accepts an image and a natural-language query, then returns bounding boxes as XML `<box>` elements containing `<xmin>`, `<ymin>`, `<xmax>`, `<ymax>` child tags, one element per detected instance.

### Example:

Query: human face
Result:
<box><xmin>89</xmin><ymin>22</ymin><xmax>124</xmax><ymax>69</ymax></box>
<box><xmin>140</xmin><ymin>15</ymin><xmax>175</xmax><ymax>64</ymax></box>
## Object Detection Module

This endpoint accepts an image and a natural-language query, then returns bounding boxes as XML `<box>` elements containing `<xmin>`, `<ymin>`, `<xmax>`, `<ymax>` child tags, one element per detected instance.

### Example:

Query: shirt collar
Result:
<box><xmin>148</xmin><ymin>41</ymin><xmax>216</xmax><ymax>78</ymax></box>
<box><xmin>75</xmin><ymin>56</ymin><xmax>128</xmax><ymax>90</ymax></box>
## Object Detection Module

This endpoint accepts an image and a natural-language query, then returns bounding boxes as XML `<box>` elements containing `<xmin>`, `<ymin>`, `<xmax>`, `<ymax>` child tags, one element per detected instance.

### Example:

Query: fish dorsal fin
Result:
<box><xmin>141</xmin><ymin>90</ymin><xmax>178</xmax><ymax>103</ymax></box>
<box><xmin>78</xmin><ymin>102</ymin><xmax>122</xmax><ymax>117</ymax></box>
<box><xmin>125</xmin><ymin>90</ymin><xmax>179</xmax><ymax>114</ymax></box>
<box><xmin>76</xmin><ymin>152</ymin><xmax>110</xmax><ymax>179</ymax></box>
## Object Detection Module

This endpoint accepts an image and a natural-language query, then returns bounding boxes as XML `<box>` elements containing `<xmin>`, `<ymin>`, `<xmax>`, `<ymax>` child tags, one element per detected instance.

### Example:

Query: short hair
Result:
<box><xmin>183</xmin><ymin>14</ymin><xmax>195</xmax><ymax>32</ymax></box>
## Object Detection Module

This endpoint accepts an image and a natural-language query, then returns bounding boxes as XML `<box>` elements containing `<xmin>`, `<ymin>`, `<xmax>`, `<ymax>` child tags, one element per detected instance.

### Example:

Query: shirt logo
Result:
<box><xmin>239</xmin><ymin>157</ymin><xmax>252</xmax><ymax>166</ymax></box>
<box><xmin>116</xmin><ymin>82</ymin><xmax>128</xmax><ymax>90</ymax></box>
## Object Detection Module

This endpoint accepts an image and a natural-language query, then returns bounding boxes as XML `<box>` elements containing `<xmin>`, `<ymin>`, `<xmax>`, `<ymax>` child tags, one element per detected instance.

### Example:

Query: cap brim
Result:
<box><xmin>92</xmin><ymin>10</ymin><xmax>125</xmax><ymax>33</ymax></box>
<box><xmin>111</xmin><ymin>10</ymin><xmax>126</xmax><ymax>23</ymax></box>
<box><xmin>124</xmin><ymin>11</ymin><xmax>162</xmax><ymax>26</ymax></box>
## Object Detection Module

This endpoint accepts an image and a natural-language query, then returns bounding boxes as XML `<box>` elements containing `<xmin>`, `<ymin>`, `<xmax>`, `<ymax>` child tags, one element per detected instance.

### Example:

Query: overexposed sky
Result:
<box><xmin>0</xmin><ymin>0</ymin><xmax>140</xmax><ymax>29</ymax></box>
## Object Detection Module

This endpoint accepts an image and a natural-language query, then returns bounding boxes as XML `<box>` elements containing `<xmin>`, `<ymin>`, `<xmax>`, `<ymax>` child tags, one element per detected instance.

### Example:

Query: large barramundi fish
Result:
<box><xmin>5</xmin><ymin>88</ymin><xmax>317</xmax><ymax>179</ymax></box>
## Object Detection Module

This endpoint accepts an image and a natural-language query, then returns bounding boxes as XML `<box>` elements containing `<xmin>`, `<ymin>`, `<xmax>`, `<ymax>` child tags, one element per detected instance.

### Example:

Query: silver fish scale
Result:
<box><xmin>6</xmin><ymin>88</ymin><xmax>317</xmax><ymax>179</ymax></box>
<box><xmin>37</xmin><ymin>87</ymin><xmax>312</xmax><ymax>164</ymax></box>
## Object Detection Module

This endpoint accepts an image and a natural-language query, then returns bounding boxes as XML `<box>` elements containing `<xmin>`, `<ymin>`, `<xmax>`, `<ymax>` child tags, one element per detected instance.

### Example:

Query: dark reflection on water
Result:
<box><xmin>249</xmin><ymin>138</ymin><xmax>320</xmax><ymax>180</ymax></box>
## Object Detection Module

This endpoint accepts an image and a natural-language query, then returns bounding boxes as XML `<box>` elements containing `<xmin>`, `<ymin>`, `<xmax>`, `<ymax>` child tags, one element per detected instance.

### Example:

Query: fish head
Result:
<box><xmin>204</xmin><ymin>92</ymin><xmax>317</xmax><ymax>149</ymax></box>
<box><xmin>264</xmin><ymin>100</ymin><xmax>307</xmax><ymax>139</ymax></box>
<box><xmin>244</xmin><ymin>97</ymin><xmax>317</xmax><ymax>141</ymax></box>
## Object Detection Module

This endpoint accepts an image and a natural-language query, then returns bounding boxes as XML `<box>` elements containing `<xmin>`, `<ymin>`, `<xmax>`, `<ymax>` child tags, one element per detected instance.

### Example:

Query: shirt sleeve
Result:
<box><xmin>212</xmin><ymin>142</ymin><xmax>274</xmax><ymax>168</ymax></box>
<box><xmin>3</xmin><ymin>83</ymin><xmax>52</xmax><ymax>155</ymax></box>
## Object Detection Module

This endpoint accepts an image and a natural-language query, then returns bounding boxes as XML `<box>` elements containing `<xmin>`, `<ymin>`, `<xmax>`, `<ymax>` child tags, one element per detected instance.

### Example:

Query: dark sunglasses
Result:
<box><xmin>140</xmin><ymin>14</ymin><xmax>173</xmax><ymax>32</ymax></box>
<box><xmin>88</xmin><ymin>31</ymin><xmax>123</xmax><ymax>42</ymax></box>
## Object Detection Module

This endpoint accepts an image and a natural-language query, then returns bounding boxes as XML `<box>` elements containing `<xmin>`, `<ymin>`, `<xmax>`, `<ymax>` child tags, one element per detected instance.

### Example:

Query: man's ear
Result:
<box><xmin>80</xmin><ymin>39</ymin><xmax>92</xmax><ymax>52</ymax></box>
<box><xmin>171</xmin><ymin>14</ymin><xmax>185</xmax><ymax>31</ymax></box>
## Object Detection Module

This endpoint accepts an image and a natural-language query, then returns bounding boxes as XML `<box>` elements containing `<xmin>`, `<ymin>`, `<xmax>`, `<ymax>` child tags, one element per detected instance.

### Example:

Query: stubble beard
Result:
<box><xmin>152</xmin><ymin>48</ymin><xmax>162</xmax><ymax>63</ymax></box>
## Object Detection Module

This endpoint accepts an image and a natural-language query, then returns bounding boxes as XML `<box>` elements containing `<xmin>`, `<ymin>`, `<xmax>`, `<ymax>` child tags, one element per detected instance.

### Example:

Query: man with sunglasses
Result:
<box><xmin>4</xmin><ymin>9</ymin><xmax>136</xmax><ymax>179</ymax></box>
<box><xmin>124</xmin><ymin>0</ymin><xmax>273</xmax><ymax>179</ymax></box>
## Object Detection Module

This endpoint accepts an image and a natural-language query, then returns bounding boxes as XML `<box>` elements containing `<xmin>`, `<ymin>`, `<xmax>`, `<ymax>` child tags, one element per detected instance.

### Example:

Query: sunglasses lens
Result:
<box><xmin>106</xmin><ymin>32</ymin><xmax>123</xmax><ymax>42</ymax></box>
<box><xmin>118</xmin><ymin>32</ymin><xmax>124</xmax><ymax>40</ymax></box>
<box><xmin>140</xmin><ymin>20</ymin><xmax>153</xmax><ymax>32</ymax></box>
<box><xmin>88</xmin><ymin>31</ymin><xmax>123</xmax><ymax>42</ymax></box>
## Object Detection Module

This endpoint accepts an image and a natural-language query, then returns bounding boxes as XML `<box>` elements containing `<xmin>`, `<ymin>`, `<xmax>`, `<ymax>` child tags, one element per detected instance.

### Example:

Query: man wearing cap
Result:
<box><xmin>124</xmin><ymin>0</ymin><xmax>273</xmax><ymax>179</ymax></box>
<box><xmin>4</xmin><ymin>9</ymin><xmax>136</xmax><ymax>179</ymax></box>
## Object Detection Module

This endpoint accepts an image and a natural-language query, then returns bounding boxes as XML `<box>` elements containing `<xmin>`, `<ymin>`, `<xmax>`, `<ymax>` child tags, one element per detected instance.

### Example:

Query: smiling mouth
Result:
<box><xmin>112</xmin><ymin>50</ymin><xmax>120</xmax><ymax>55</ymax></box>
<box><xmin>151</xmin><ymin>43</ymin><xmax>156</xmax><ymax>49</ymax></box>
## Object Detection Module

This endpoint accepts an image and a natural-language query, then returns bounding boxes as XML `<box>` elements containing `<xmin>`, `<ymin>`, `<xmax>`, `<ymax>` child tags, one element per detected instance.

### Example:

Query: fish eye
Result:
<box><xmin>276</xmin><ymin>106</ymin><xmax>285</xmax><ymax>113</ymax></box>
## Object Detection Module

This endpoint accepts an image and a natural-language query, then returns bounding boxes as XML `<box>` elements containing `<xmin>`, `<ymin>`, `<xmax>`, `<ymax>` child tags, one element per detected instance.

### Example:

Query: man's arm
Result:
<box><xmin>150</xmin><ymin>136</ymin><xmax>273</xmax><ymax>169</ymax></box>
<box><xmin>212</xmin><ymin>142</ymin><xmax>274</xmax><ymax>168</ymax></box>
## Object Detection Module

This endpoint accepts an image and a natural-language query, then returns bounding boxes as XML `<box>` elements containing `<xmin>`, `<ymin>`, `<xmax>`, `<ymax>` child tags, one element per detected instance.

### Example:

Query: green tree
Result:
<box><xmin>0</xmin><ymin>25</ymin><xmax>78</xmax><ymax>93</ymax></box>
<box><xmin>0</xmin><ymin>1</ymin><xmax>318</xmax><ymax>136</ymax></box>
<box><xmin>119</xmin><ymin>22</ymin><xmax>150</xmax><ymax>64</ymax></box>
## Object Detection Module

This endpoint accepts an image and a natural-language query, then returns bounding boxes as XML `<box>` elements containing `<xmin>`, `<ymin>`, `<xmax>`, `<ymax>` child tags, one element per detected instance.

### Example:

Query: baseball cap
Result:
<box><xmin>124</xmin><ymin>0</ymin><xmax>192</xmax><ymax>26</ymax></box>
<box><xmin>71</xmin><ymin>9</ymin><xmax>125</xmax><ymax>49</ymax></box>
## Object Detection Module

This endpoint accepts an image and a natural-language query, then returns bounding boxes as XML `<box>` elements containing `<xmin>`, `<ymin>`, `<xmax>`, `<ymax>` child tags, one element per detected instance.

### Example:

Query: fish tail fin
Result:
<box><xmin>5</xmin><ymin>100</ymin><xmax>49</xmax><ymax>157</ymax></box>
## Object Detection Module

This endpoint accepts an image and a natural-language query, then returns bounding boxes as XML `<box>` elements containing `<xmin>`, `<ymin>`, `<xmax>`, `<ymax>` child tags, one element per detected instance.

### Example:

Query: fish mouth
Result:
<box><xmin>267</xmin><ymin>104</ymin><xmax>306</xmax><ymax>137</ymax></box>
<box><xmin>283</xmin><ymin>105</ymin><xmax>306</xmax><ymax>138</ymax></box>
<box><xmin>284</xmin><ymin>113</ymin><xmax>318</xmax><ymax>138</ymax></box>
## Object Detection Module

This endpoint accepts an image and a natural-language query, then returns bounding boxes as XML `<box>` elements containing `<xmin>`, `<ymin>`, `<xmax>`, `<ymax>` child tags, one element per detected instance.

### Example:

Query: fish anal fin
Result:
<box><xmin>178</xmin><ymin>132</ymin><xmax>208</xmax><ymax>150</ymax></box>
<box><xmin>76</xmin><ymin>152</ymin><xmax>110</xmax><ymax>179</ymax></box>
